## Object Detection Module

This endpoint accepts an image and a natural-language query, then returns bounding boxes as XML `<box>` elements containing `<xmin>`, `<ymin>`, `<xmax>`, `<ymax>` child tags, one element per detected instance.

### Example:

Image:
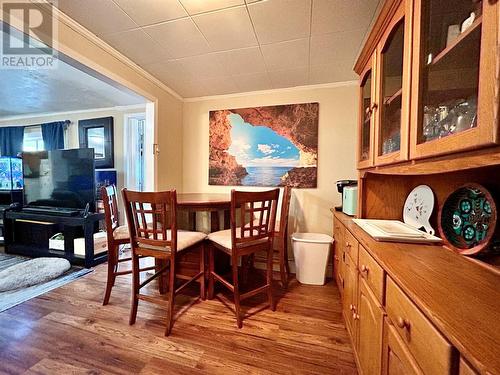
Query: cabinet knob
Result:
<box><xmin>397</xmin><ymin>317</ymin><xmax>410</xmax><ymax>330</ymax></box>
<box><xmin>334</xmin><ymin>255</ymin><xmax>339</xmax><ymax>261</ymax></box>
<box><xmin>371</xmin><ymin>103</ymin><xmax>378</xmax><ymax>111</ymax></box>
<box><xmin>349</xmin><ymin>304</ymin><xmax>355</xmax><ymax>311</ymax></box>
<box><xmin>345</xmin><ymin>241</ymin><xmax>351</xmax><ymax>248</ymax></box>
<box><xmin>360</xmin><ymin>265</ymin><xmax>369</xmax><ymax>275</ymax></box>
<box><xmin>354</xmin><ymin>313</ymin><xmax>360</xmax><ymax>320</ymax></box>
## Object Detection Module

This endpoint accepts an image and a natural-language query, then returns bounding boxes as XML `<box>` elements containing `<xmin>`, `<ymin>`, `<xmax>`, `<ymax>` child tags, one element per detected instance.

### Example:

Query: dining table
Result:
<box><xmin>173</xmin><ymin>193</ymin><xmax>233</xmax><ymax>282</ymax></box>
<box><xmin>177</xmin><ymin>193</ymin><xmax>231</xmax><ymax>232</ymax></box>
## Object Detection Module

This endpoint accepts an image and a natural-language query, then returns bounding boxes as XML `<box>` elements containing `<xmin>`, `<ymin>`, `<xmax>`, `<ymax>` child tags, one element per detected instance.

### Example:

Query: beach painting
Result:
<box><xmin>209</xmin><ymin>103</ymin><xmax>318</xmax><ymax>188</ymax></box>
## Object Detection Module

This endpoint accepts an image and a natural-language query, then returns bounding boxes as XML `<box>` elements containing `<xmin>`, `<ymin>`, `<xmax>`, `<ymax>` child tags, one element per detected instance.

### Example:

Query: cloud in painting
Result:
<box><xmin>257</xmin><ymin>144</ymin><xmax>275</xmax><ymax>155</ymax></box>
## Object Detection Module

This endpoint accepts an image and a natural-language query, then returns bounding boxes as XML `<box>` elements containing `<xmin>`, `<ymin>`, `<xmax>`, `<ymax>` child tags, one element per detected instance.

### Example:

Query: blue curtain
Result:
<box><xmin>41</xmin><ymin>121</ymin><xmax>67</xmax><ymax>150</ymax></box>
<box><xmin>0</xmin><ymin>126</ymin><xmax>24</xmax><ymax>157</ymax></box>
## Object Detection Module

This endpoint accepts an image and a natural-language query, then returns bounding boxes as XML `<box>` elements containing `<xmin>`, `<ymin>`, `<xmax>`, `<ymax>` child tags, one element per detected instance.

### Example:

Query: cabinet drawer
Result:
<box><xmin>358</xmin><ymin>245</ymin><xmax>384</xmax><ymax>303</ymax></box>
<box><xmin>344</xmin><ymin>229</ymin><xmax>359</xmax><ymax>264</ymax></box>
<box><xmin>386</xmin><ymin>278</ymin><xmax>455</xmax><ymax>375</ymax></box>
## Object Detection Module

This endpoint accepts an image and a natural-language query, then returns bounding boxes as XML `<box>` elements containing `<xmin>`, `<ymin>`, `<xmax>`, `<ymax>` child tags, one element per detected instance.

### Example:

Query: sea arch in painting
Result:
<box><xmin>209</xmin><ymin>103</ymin><xmax>319</xmax><ymax>188</ymax></box>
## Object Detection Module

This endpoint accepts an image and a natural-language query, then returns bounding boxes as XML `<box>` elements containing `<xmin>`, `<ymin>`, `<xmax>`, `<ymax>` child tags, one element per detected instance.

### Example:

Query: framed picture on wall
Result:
<box><xmin>208</xmin><ymin>103</ymin><xmax>319</xmax><ymax>188</ymax></box>
<box><xmin>79</xmin><ymin>117</ymin><xmax>114</xmax><ymax>168</ymax></box>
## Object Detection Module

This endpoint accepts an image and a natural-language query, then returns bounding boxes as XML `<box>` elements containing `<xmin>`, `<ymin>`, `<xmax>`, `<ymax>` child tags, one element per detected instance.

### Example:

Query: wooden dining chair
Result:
<box><xmin>207</xmin><ymin>189</ymin><xmax>280</xmax><ymax>328</ymax></box>
<box><xmin>274</xmin><ymin>186</ymin><xmax>292</xmax><ymax>288</ymax></box>
<box><xmin>122</xmin><ymin>189</ymin><xmax>206</xmax><ymax>336</ymax></box>
<box><xmin>101</xmin><ymin>185</ymin><xmax>155</xmax><ymax>305</ymax></box>
<box><xmin>244</xmin><ymin>186</ymin><xmax>292</xmax><ymax>288</ymax></box>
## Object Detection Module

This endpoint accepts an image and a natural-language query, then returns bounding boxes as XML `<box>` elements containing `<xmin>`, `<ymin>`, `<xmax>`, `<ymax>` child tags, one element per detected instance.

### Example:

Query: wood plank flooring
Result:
<box><xmin>0</xmin><ymin>259</ymin><xmax>357</xmax><ymax>374</ymax></box>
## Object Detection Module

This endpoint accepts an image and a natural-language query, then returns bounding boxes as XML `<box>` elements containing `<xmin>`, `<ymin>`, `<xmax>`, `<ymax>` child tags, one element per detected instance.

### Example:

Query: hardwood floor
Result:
<box><xmin>0</xmin><ymin>258</ymin><xmax>357</xmax><ymax>374</ymax></box>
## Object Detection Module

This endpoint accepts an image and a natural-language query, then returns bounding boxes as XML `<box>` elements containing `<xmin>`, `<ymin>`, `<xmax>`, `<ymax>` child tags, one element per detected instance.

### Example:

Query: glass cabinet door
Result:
<box><xmin>375</xmin><ymin>1</ymin><xmax>411</xmax><ymax>166</ymax></box>
<box><xmin>410</xmin><ymin>0</ymin><xmax>499</xmax><ymax>158</ymax></box>
<box><xmin>358</xmin><ymin>57</ymin><xmax>376</xmax><ymax>169</ymax></box>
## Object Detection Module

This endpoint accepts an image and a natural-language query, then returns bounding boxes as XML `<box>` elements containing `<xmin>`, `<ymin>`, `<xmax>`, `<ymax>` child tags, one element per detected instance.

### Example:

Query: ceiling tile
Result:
<box><xmin>169</xmin><ymin>80</ymin><xmax>207</xmax><ymax>97</ymax></box>
<box><xmin>216</xmin><ymin>47</ymin><xmax>266</xmax><ymax>75</ymax></box>
<box><xmin>197</xmin><ymin>77</ymin><xmax>239</xmax><ymax>96</ymax></box>
<box><xmin>247</xmin><ymin>0</ymin><xmax>311</xmax><ymax>44</ymax></box>
<box><xmin>310</xmin><ymin>29</ymin><xmax>366</xmax><ymax>66</ymax></box>
<box><xmin>180</xmin><ymin>0</ymin><xmax>245</xmax><ymax>15</ymax></box>
<box><xmin>175</xmin><ymin>54</ymin><xmax>229</xmax><ymax>80</ymax></box>
<box><xmin>144</xmin><ymin>60</ymin><xmax>191</xmax><ymax>83</ymax></box>
<box><xmin>309</xmin><ymin>62</ymin><xmax>357</xmax><ymax>84</ymax></box>
<box><xmin>193</xmin><ymin>6</ymin><xmax>257</xmax><ymax>51</ymax></box>
<box><xmin>57</xmin><ymin>0</ymin><xmax>137</xmax><ymax>36</ymax></box>
<box><xmin>143</xmin><ymin>18</ymin><xmax>210</xmax><ymax>58</ymax></box>
<box><xmin>233</xmin><ymin>72</ymin><xmax>272</xmax><ymax>92</ymax></box>
<box><xmin>312</xmin><ymin>0</ymin><xmax>379</xmax><ymax>36</ymax></box>
<box><xmin>102</xmin><ymin>29</ymin><xmax>170</xmax><ymax>66</ymax></box>
<box><xmin>113</xmin><ymin>0</ymin><xmax>187</xmax><ymax>26</ymax></box>
<box><xmin>268</xmin><ymin>67</ymin><xmax>309</xmax><ymax>89</ymax></box>
<box><xmin>261</xmin><ymin>38</ymin><xmax>309</xmax><ymax>71</ymax></box>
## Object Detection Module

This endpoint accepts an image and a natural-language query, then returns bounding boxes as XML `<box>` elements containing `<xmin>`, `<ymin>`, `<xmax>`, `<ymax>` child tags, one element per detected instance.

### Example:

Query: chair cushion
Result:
<box><xmin>113</xmin><ymin>225</ymin><xmax>130</xmax><ymax>240</ymax></box>
<box><xmin>207</xmin><ymin>228</ymin><xmax>268</xmax><ymax>251</ymax></box>
<box><xmin>137</xmin><ymin>230</ymin><xmax>206</xmax><ymax>252</ymax></box>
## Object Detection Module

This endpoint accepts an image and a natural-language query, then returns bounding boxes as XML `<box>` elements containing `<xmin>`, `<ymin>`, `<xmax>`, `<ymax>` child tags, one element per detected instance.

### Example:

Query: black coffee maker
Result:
<box><xmin>335</xmin><ymin>180</ymin><xmax>358</xmax><ymax>211</ymax></box>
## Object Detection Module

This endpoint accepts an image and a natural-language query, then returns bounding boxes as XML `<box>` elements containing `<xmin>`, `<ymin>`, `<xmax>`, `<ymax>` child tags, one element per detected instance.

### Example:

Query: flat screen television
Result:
<box><xmin>23</xmin><ymin>148</ymin><xmax>96</xmax><ymax>211</ymax></box>
<box><xmin>0</xmin><ymin>157</ymin><xmax>23</xmax><ymax>190</ymax></box>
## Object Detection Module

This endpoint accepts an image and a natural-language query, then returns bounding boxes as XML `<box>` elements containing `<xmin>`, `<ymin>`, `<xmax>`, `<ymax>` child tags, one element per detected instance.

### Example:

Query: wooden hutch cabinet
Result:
<box><xmin>355</xmin><ymin>0</ymin><xmax>499</xmax><ymax>168</ymax></box>
<box><xmin>335</xmin><ymin>0</ymin><xmax>500</xmax><ymax>374</ymax></box>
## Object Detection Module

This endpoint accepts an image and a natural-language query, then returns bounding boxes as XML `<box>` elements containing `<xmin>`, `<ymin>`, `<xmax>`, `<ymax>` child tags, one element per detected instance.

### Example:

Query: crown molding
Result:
<box><xmin>0</xmin><ymin>104</ymin><xmax>147</xmax><ymax>123</ymax></box>
<box><xmin>183</xmin><ymin>80</ymin><xmax>358</xmax><ymax>102</ymax></box>
<box><xmin>32</xmin><ymin>0</ymin><xmax>183</xmax><ymax>102</ymax></box>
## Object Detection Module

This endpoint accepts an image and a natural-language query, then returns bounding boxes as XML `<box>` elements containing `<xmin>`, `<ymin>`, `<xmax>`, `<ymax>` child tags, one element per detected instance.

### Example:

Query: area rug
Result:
<box><xmin>0</xmin><ymin>253</ymin><xmax>92</xmax><ymax>313</ymax></box>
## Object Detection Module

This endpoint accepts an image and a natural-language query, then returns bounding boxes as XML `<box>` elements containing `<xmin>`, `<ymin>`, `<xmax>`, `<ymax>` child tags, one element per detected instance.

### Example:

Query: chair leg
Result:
<box><xmin>165</xmin><ymin>257</ymin><xmax>176</xmax><ymax>336</ymax></box>
<box><xmin>129</xmin><ymin>251</ymin><xmax>140</xmax><ymax>325</ymax></box>
<box><xmin>200</xmin><ymin>242</ymin><xmax>206</xmax><ymax>301</ymax></box>
<box><xmin>157</xmin><ymin>258</ymin><xmax>167</xmax><ymax>295</ymax></box>
<box><xmin>208</xmin><ymin>245</ymin><xmax>215</xmax><ymax>300</ymax></box>
<box><xmin>103</xmin><ymin>244</ymin><xmax>118</xmax><ymax>305</ymax></box>
<box><xmin>279</xmin><ymin>241</ymin><xmax>288</xmax><ymax>289</ymax></box>
<box><xmin>232</xmin><ymin>256</ymin><xmax>243</xmax><ymax>328</ymax></box>
<box><xmin>266</xmin><ymin>246</ymin><xmax>275</xmax><ymax>312</ymax></box>
<box><xmin>283</xmin><ymin>239</ymin><xmax>291</xmax><ymax>281</ymax></box>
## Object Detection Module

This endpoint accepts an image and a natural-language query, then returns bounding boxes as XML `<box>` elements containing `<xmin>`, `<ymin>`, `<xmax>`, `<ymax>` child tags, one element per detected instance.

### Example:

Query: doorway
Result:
<box><xmin>124</xmin><ymin>113</ymin><xmax>146</xmax><ymax>191</ymax></box>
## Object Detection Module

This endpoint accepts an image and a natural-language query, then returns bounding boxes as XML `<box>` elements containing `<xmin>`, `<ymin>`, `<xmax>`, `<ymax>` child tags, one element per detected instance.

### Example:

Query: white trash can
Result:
<box><xmin>292</xmin><ymin>233</ymin><xmax>334</xmax><ymax>285</ymax></box>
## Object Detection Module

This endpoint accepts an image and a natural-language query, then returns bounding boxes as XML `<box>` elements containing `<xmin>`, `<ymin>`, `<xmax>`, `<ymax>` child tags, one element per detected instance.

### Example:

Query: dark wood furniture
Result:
<box><xmin>0</xmin><ymin>190</ymin><xmax>22</xmax><ymax>245</ymax></box>
<box><xmin>3</xmin><ymin>209</ymin><xmax>104</xmax><ymax>268</ymax></box>
<box><xmin>207</xmin><ymin>189</ymin><xmax>279</xmax><ymax>328</ymax></box>
<box><xmin>122</xmin><ymin>189</ymin><xmax>206</xmax><ymax>336</ymax></box>
<box><xmin>101</xmin><ymin>185</ymin><xmax>155</xmax><ymax>305</ymax></box>
<box><xmin>333</xmin><ymin>210</ymin><xmax>500</xmax><ymax>375</ymax></box>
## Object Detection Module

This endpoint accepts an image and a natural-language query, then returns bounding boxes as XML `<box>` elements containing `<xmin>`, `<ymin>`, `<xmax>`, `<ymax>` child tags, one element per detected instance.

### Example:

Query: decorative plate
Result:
<box><xmin>438</xmin><ymin>183</ymin><xmax>497</xmax><ymax>255</ymax></box>
<box><xmin>403</xmin><ymin>185</ymin><xmax>435</xmax><ymax>235</ymax></box>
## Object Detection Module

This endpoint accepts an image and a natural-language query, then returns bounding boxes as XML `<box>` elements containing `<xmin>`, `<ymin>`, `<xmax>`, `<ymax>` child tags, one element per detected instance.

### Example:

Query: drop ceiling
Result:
<box><xmin>55</xmin><ymin>0</ymin><xmax>381</xmax><ymax>98</ymax></box>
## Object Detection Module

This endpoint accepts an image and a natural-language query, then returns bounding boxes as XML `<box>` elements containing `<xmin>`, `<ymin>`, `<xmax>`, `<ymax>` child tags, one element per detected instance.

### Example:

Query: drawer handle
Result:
<box><xmin>397</xmin><ymin>317</ymin><xmax>411</xmax><ymax>330</ymax></box>
<box><xmin>360</xmin><ymin>265</ymin><xmax>369</xmax><ymax>275</ymax></box>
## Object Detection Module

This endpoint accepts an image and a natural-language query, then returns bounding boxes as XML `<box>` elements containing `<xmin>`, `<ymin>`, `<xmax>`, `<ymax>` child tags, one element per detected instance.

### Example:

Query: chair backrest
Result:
<box><xmin>231</xmin><ymin>189</ymin><xmax>280</xmax><ymax>251</ymax></box>
<box><xmin>101</xmin><ymin>185</ymin><xmax>121</xmax><ymax>244</ymax></box>
<box><xmin>122</xmin><ymin>189</ymin><xmax>178</xmax><ymax>254</ymax></box>
<box><xmin>278</xmin><ymin>186</ymin><xmax>292</xmax><ymax>235</ymax></box>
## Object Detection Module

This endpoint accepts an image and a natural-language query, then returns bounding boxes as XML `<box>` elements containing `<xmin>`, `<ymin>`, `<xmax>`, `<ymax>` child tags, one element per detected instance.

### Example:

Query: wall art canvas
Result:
<box><xmin>209</xmin><ymin>103</ymin><xmax>319</xmax><ymax>188</ymax></box>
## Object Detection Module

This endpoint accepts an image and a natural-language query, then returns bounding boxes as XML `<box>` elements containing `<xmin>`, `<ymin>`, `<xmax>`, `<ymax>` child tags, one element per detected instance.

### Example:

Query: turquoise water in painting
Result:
<box><xmin>240</xmin><ymin>166</ymin><xmax>293</xmax><ymax>187</ymax></box>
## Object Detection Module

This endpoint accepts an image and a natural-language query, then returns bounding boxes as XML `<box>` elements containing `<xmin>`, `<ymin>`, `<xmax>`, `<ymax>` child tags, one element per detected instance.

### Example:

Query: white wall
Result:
<box><xmin>182</xmin><ymin>83</ymin><xmax>359</xmax><ymax>237</ymax></box>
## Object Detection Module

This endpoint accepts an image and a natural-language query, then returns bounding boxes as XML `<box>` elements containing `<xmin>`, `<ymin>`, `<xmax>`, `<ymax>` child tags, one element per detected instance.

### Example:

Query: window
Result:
<box><xmin>23</xmin><ymin>126</ymin><xmax>44</xmax><ymax>151</ymax></box>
